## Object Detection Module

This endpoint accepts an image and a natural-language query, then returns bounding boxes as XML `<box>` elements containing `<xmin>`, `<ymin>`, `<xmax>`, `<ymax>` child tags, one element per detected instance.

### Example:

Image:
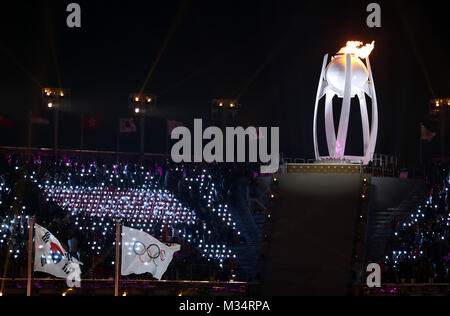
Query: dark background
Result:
<box><xmin>0</xmin><ymin>0</ymin><xmax>448</xmax><ymax>163</ymax></box>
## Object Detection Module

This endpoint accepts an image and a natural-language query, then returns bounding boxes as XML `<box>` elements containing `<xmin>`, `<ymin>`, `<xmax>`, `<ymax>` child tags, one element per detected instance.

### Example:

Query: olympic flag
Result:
<box><xmin>34</xmin><ymin>224</ymin><xmax>83</xmax><ymax>286</ymax></box>
<box><xmin>121</xmin><ymin>226</ymin><xmax>181</xmax><ymax>280</ymax></box>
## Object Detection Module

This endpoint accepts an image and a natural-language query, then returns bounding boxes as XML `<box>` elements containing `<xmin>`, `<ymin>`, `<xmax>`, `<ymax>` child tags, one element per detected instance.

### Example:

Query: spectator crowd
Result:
<box><xmin>382</xmin><ymin>164</ymin><xmax>450</xmax><ymax>284</ymax></box>
<box><xmin>0</xmin><ymin>153</ymin><xmax>250</xmax><ymax>281</ymax></box>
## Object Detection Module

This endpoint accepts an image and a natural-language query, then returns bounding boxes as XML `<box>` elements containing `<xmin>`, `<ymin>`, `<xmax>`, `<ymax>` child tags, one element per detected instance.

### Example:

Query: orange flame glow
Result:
<box><xmin>337</xmin><ymin>41</ymin><xmax>375</xmax><ymax>59</ymax></box>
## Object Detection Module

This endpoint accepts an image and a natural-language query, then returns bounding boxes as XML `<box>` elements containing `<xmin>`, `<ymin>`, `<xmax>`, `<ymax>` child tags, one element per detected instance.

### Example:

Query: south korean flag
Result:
<box><xmin>34</xmin><ymin>224</ymin><xmax>83</xmax><ymax>287</ymax></box>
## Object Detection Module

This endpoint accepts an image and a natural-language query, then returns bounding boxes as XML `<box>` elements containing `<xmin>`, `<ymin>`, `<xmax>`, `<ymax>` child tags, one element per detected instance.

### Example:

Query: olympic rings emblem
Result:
<box><xmin>133</xmin><ymin>241</ymin><xmax>166</xmax><ymax>266</ymax></box>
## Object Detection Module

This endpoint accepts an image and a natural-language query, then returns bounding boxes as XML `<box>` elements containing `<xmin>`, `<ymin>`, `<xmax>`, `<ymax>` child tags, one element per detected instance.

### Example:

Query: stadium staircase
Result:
<box><xmin>366</xmin><ymin>183</ymin><xmax>428</xmax><ymax>262</ymax></box>
<box><xmin>229</xmin><ymin>178</ymin><xmax>270</xmax><ymax>281</ymax></box>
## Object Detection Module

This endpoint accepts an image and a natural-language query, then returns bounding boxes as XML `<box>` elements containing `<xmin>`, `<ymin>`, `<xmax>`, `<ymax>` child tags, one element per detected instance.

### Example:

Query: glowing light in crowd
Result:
<box><xmin>386</xmin><ymin>183</ymin><xmax>449</xmax><ymax>267</ymax></box>
<box><xmin>1</xmin><ymin>160</ymin><xmax>239</xmax><ymax>267</ymax></box>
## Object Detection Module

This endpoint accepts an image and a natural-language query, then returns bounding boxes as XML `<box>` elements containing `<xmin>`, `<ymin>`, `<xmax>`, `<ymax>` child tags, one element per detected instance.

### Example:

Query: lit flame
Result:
<box><xmin>337</xmin><ymin>41</ymin><xmax>375</xmax><ymax>59</ymax></box>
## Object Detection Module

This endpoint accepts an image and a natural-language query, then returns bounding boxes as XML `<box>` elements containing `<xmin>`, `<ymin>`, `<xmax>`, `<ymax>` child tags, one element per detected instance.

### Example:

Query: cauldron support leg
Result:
<box><xmin>325</xmin><ymin>92</ymin><xmax>337</xmax><ymax>157</ymax></box>
<box><xmin>313</xmin><ymin>54</ymin><xmax>329</xmax><ymax>160</ymax></box>
<box><xmin>358</xmin><ymin>92</ymin><xmax>370</xmax><ymax>157</ymax></box>
<box><xmin>336</xmin><ymin>54</ymin><xmax>353</xmax><ymax>159</ymax></box>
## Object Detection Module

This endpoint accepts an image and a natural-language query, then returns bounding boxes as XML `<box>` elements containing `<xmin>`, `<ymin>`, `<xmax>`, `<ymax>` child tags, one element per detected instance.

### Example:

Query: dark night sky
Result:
<box><xmin>0</xmin><ymin>0</ymin><xmax>449</xmax><ymax>164</ymax></box>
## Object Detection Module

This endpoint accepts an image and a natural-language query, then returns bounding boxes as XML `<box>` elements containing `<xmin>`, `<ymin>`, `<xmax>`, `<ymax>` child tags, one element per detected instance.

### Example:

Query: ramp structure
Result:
<box><xmin>260</xmin><ymin>172</ymin><xmax>363</xmax><ymax>296</ymax></box>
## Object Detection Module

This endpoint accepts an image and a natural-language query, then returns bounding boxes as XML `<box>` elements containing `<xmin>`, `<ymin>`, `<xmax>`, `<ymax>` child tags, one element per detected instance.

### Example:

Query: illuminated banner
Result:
<box><xmin>30</xmin><ymin>114</ymin><xmax>50</xmax><ymax>125</ymax></box>
<box><xmin>120</xmin><ymin>118</ymin><xmax>137</xmax><ymax>133</ymax></box>
<box><xmin>83</xmin><ymin>115</ymin><xmax>100</xmax><ymax>131</ymax></box>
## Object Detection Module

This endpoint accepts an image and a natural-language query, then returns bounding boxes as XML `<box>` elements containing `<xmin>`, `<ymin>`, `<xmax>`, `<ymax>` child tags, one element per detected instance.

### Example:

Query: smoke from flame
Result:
<box><xmin>337</xmin><ymin>41</ymin><xmax>375</xmax><ymax>59</ymax></box>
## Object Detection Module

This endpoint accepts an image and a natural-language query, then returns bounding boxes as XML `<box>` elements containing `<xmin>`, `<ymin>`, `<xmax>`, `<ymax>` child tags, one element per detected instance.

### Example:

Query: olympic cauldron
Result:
<box><xmin>312</xmin><ymin>41</ymin><xmax>378</xmax><ymax>165</ymax></box>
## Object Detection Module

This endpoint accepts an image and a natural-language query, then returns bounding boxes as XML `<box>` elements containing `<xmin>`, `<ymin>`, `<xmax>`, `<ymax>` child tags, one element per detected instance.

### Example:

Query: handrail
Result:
<box><xmin>0</xmin><ymin>277</ymin><xmax>250</xmax><ymax>285</ymax></box>
<box><xmin>0</xmin><ymin>146</ymin><xmax>168</xmax><ymax>158</ymax></box>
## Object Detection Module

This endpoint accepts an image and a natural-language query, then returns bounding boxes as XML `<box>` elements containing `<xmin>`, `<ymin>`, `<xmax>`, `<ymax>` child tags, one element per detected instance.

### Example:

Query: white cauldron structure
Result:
<box><xmin>313</xmin><ymin>41</ymin><xmax>378</xmax><ymax>165</ymax></box>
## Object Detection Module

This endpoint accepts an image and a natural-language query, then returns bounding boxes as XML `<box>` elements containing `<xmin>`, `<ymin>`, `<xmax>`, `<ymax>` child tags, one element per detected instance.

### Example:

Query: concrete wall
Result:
<box><xmin>261</xmin><ymin>173</ymin><xmax>361</xmax><ymax>296</ymax></box>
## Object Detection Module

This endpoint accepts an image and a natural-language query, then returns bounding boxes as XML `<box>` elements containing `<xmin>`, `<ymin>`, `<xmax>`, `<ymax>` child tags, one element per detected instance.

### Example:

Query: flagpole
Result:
<box><xmin>419</xmin><ymin>123</ymin><xmax>423</xmax><ymax>165</ymax></box>
<box><xmin>27</xmin><ymin>110</ymin><xmax>32</xmax><ymax>148</ymax></box>
<box><xmin>116</xmin><ymin>118</ymin><xmax>120</xmax><ymax>153</ymax></box>
<box><xmin>165</xmin><ymin>119</ymin><xmax>169</xmax><ymax>155</ymax></box>
<box><xmin>80</xmin><ymin>113</ymin><xmax>84</xmax><ymax>151</ymax></box>
<box><xmin>115</xmin><ymin>219</ymin><xmax>121</xmax><ymax>296</ymax></box>
<box><xmin>140</xmin><ymin>114</ymin><xmax>145</xmax><ymax>156</ymax></box>
<box><xmin>54</xmin><ymin>108</ymin><xmax>59</xmax><ymax>160</ymax></box>
<box><xmin>27</xmin><ymin>217</ymin><xmax>34</xmax><ymax>297</ymax></box>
